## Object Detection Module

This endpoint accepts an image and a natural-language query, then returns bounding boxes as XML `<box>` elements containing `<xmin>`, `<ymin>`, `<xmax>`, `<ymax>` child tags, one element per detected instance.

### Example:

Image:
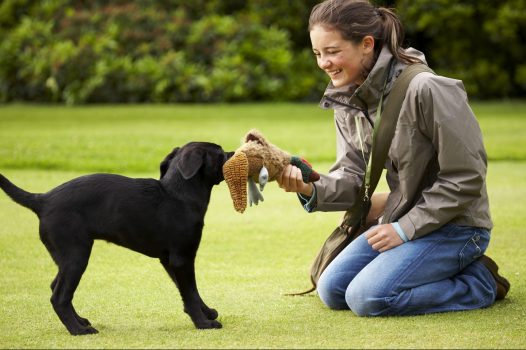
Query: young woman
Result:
<box><xmin>277</xmin><ymin>0</ymin><xmax>510</xmax><ymax>316</ymax></box>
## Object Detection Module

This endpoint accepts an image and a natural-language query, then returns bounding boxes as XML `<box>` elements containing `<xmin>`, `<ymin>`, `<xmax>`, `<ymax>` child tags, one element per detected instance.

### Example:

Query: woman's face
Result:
<box><xmin>310</xmin><ymin>25</ymin><xmax>373</xmax><ymax>87</ymax></box>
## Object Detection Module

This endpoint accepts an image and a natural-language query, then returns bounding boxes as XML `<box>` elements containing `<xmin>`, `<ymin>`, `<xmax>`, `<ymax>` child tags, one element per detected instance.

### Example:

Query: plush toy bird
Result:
<box><xmin>223</xmin><ymin>129</ymin><xmax>320</xmax><ymax>213</ymax></box>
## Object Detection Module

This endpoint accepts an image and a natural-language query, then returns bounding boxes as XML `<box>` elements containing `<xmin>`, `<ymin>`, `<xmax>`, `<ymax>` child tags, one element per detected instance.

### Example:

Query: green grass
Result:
<box><xmin>1</xmin><ymin>101</ymin><xmax>525</xmax><ymax>173</ymax></box>
<box><xmin>1</xmin><ymin>102</ymin><xmax>525</xmax><ymax>349</ymax></box>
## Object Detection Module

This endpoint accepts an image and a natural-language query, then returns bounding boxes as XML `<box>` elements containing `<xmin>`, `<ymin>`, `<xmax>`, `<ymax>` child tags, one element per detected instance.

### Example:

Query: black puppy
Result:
<box><xmin>0</xmin><ymin>142</ymin><xmax>233</xmax><ymax>335</ymax></box>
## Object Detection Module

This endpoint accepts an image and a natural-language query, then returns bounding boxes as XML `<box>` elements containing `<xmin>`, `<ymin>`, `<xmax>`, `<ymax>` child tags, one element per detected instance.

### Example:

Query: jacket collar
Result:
<box><xmin>319</xmin><ymin>46</ymin><xmax>396</xmax><ymax>112</ymax></box>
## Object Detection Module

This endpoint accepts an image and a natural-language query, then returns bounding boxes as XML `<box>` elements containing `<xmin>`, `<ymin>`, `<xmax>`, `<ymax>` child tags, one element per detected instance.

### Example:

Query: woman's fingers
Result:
<box><xmin>279</xmin><ymin>165</ymin><xmax>301</xmax><ymax>192</ymax></box>
<box><xmin>366</xmin><ymin>224</ymin><xmax>403</xmax><ymax>252</ymax></box>
<box><xmin>291</xmin><ymin>166</ymin><xmax>303</xmax><ymax>191</ymax></box>
<box><xmin>365</xmin><ymin>227</ymin><xmax>382</xmax><ymax>246</ymax></box>
<box><xmin>277</xmin><ymin>165</ymin><xmax>314</xmax><ymax>196</ymax></box>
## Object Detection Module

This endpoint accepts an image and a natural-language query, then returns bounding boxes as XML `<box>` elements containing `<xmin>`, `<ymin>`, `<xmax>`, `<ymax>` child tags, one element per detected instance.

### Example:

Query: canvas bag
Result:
<box><xmin>289</xmin><ymin>63</ymin><xmax>434</xmax><ymax>296</ymax></box>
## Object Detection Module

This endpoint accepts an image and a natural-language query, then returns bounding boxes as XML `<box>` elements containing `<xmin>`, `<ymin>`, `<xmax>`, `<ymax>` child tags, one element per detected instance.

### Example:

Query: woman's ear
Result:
<box><xmin>362</xmin><ymin>35</ymin><xmax>375</xmax><ymax>54</ymax></box>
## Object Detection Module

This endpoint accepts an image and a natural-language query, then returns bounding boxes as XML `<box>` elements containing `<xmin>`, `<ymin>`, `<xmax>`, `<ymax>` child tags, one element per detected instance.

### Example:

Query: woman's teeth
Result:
<box><xmin>328</xmin><ymin>70</ymin><xmax>342</xmax><ymax>77</ymax></box>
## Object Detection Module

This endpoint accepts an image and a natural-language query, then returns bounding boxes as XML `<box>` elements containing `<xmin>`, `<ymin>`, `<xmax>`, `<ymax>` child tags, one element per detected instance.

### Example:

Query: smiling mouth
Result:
<box><xmin>327</xmin><ymin>69</ymin><xmax>342</xmax><ymax>78</ymax></box>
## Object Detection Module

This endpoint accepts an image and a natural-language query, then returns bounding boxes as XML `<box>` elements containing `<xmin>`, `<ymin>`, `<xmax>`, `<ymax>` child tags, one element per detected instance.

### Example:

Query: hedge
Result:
<box><xmin>0</xmin><ymin>0</ymin><xmax>524</xmax><ymax>103</ymax></box>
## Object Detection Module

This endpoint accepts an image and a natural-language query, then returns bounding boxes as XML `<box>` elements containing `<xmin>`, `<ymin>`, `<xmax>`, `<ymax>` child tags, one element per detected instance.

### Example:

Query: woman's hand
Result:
<box><xmin>365</xmin><ymin>224</ymin><xmax>403</xmax><ymax>252</ymax></box>
<box><xmin>277</xmin><ymin>164</ymin><xmax>314</xmax><ymax>197</ymax></box>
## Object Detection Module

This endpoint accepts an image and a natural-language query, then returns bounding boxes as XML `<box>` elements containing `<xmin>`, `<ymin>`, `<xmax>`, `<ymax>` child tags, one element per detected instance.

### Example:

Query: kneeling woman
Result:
<box><xmin>278</xmin><ymin>0</ymin><xmax>509</xmax><ymax>316</ymax></box>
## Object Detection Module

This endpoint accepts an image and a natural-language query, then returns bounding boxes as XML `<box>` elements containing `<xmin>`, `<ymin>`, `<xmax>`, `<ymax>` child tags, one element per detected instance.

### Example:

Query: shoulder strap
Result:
<box><xmin>367</xmin><ymin>63</ymin><xmax>435</xmax><ymax>200</ymax></box>
<box><xmin>344</xmin><ymin>63</ymin><xmax>435</xmax><ymax>228</ymax></box>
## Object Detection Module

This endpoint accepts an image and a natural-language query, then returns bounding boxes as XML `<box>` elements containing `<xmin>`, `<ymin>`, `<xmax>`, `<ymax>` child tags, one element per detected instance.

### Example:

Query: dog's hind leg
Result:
<box><xmin>50</xmin><ymin>274</ymin><xmax>91</xmax><ymax>327</ymax></box>
<box><xmin>41</xmin><ymin>223</ymin><xmax>97</xmax><ymax>335</ymax></box>
<box><xmin>50</xmin><ymin>246</ymin><xmax>98</xmax><ymax>335</ymax></box>
<box><xmin>161</xmin><ymin>255</ymin><xmax>221</xmax><ymax>329</ymax></box>
<box><xmin>161</xmin><ymin>259</ymin><xmax>218</xmax><ymax>321</ymax></box>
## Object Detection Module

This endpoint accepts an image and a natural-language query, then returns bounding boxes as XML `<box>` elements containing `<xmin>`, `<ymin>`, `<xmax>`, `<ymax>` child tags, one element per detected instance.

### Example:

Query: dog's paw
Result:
<box><xmin>196</xmin><ymin>319</ymin><xmax>222</xmax><ymax>329</ymax></box>
<box><xmin>203</xmin><ymin>307</ymin><xmax>218</xmax><ymax>320</ymax></box>
<box><xmin>70</xmin><ymin>325</ymin><xmax>99</xmax><ymax>336</ymax></box>
<box><xmin>75</xmin><ymin>316</ymin><xmax>91</xmax><ymax>327</ymax></box>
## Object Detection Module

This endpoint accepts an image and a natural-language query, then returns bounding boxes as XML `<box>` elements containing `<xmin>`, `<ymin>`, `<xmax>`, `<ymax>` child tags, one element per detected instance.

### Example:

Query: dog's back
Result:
<box><xmin>43</xmin><ymin>174</ymin><xmax>165</xmax><ymax>222</ymax></box>
<box><xmin>1</xmin><ymin>172</ymin><xmax>189</xmax><ymax>257</ymax></box>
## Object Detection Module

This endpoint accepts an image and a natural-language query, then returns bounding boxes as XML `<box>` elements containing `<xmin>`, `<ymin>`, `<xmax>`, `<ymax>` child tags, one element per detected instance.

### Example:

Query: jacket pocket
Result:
<box><xmin>458</xmin><ymin>230</ymin><xmax>489</xmax><ymax>270</ymax></box>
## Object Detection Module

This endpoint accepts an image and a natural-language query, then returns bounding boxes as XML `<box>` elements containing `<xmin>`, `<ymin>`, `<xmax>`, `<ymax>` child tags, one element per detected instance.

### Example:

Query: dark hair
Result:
<box><xmin>308</xmin><ymin>0</ymin><xmax>421</xmax><ymax>65</ymax></box>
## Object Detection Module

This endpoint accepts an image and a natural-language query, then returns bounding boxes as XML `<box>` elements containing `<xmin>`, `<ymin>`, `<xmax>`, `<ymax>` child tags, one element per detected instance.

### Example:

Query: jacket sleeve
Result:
<box><xmin>311</xmin><ymin>110</ymin><xmax>369</xmax><ymax>212</ymax></box>
<box><xmin>398</xmin><ymin>75</ymin><xmax>488</xmax><ymax>239</ymax></box>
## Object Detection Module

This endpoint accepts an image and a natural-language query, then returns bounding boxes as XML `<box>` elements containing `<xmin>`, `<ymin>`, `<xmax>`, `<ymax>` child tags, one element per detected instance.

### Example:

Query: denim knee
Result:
<box><xmin>317</xmin><ymin>270</ymin><xmax>349</xmax><ymax>310</ymax></box>
<box><xmin>345</xmin><ymin>282</ymin><xmax>391</xmax><ymax>317</ymax></box>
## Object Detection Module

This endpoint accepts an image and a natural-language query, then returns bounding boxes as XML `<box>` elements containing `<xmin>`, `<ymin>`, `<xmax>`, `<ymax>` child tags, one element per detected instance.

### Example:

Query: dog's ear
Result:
<box><xmin>160</xmin><ymin>147</ymin><xmax>180</xmax><ymax>179</ymax></box>
<box><xmin>225</xmin><ymin>151</ymin><xmax>235</xmax><ymax>160</ymax></box>
<box><xmin>179</xmin><ymin>148</ymin><xmax>204</xmax><ymax>180</ymax></box>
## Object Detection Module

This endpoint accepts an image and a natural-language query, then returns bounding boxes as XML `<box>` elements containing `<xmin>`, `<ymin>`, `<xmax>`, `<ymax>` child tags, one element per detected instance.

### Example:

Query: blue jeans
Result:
<box><xmin>317</xmin><ymin>224</ymin><xmax>497</xmax><ymax>316</ymax></box>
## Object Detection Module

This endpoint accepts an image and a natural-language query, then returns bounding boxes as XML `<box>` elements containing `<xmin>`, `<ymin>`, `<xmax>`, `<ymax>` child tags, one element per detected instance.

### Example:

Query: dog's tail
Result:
<box><xmin>0</xmin><ymin>174</ymin><xmax>43</xmax><ymax>214</ymax></box>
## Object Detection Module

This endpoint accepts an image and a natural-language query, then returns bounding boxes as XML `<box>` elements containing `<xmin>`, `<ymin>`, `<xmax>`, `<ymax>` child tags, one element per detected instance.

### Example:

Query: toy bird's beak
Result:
<box><xmin>222</xmin><ymin>152</ymin><xmax>249</xmax><ymax>213</ymax></box>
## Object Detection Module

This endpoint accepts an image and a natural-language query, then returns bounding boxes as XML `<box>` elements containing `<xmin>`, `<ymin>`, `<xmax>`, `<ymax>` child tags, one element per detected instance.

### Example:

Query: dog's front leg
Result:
<box><xmin>161</xmin><ymin>261</ymin><xmax>218</xmax><ymax>321</ymax></box>
<box><xmin>164</xmin><ymin>257</ymin><xmax>222</xmax><ymax>329</ymax></box>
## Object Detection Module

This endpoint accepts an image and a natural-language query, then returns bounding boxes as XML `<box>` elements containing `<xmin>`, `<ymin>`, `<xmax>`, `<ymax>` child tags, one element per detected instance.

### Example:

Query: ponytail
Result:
<box><xmin>377</xmin><ymin>7</ymin><xmax>421</xmax><ymax>64</ymax></box>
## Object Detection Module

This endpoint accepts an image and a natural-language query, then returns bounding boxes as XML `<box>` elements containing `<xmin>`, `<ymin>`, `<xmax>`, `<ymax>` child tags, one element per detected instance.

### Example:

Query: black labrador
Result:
<box><xmin>0</xmin><ymin>142</ymin><xmax>233</xmax><ymax>335</ymax></box>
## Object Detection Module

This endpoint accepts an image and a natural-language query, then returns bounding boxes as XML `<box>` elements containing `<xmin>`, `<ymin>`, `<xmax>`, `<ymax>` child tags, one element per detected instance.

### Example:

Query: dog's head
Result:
<box><xmin>160</xmin><ymin>142</ymin><xmax>234</xmax><ymax>185</ymax></box>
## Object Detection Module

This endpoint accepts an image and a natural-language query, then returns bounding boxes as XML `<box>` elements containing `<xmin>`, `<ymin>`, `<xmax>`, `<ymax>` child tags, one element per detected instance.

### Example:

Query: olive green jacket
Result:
<box><xmin>311</xmin><ymin>46</ymin><xmax>492</xmax><ymax>240</ymax></box>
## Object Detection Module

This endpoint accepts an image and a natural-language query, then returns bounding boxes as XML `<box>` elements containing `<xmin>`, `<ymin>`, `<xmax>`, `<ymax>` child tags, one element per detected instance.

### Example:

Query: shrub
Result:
<box><xmin>398</xmin><ymin>0</ymin><xmax>526</xmax><ymax>99</ymax></box>
<box><xmin>0</xmin><ymin>1</ymin><xmax>325</xmax><ymax>103</ymax></box>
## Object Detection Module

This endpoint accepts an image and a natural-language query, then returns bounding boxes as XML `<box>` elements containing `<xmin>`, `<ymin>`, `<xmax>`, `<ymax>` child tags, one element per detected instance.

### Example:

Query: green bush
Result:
<box><xmin>0</xmin><ymin>1</ymin><xmax>325</xmax><ymax>104</ymax></box>
<box><xmin>398</xmin><ymin>0</ymin><xmax>526</xmax><ymax>99</ymax></box>
<box><xmin>2</xmin><ymin>0</ymin><xmax>523</xmax><ymax>102</ymax></box>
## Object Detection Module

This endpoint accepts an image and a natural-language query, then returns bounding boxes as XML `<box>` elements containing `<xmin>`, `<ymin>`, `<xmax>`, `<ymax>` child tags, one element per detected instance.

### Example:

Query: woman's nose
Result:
<box><xmin>318</xmin><ymin>55</ymin><xmax>331</xmax><ymax>69</ymax></box>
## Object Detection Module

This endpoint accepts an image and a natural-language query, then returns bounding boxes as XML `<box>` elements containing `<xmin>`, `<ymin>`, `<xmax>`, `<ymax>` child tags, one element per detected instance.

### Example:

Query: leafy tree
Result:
<box><xmin>0</xmin><ymin>1</ymin><xmax>325</xmax><ymax>103</ymax></box>
<box><xmin>398</xmin><ymin>0</ymin><xmax>526</xmax><ymax>98</ymax></box>
<box><xmin>0</xmin><ymin>0</ymin><xmax>524</xmax><ymax>103</ymax></box>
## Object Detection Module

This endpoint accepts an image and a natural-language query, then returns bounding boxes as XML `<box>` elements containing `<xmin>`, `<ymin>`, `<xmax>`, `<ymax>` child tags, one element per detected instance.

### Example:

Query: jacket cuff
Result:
<box><xmin>398</xmin><ymin>215</ymin><xmax>416</xmax><ymax>241</ymax></box>
<box><xmin>391</xmin><ymin>222</ymin><xmax>409</xmax><ymax>242</ymax></box>
<box><xmin>297</xmin><ymin>185</ymin><xmax>317</xmax><ymax>213</ymax></box>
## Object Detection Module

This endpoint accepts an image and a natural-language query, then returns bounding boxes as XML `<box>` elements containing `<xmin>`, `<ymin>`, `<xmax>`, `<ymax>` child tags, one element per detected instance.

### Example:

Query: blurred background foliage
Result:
<box><xmin>0</xmin><ymin>0</ymin><xmax>524</xmax><ymax>104</ymax></box>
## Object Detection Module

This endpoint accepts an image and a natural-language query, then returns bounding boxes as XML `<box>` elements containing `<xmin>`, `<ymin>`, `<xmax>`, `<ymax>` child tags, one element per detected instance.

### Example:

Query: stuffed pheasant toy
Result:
<box><xmin>223</xmin><ymin>129</ymin><xmax>320</xmax><ymax>213</ymax></box>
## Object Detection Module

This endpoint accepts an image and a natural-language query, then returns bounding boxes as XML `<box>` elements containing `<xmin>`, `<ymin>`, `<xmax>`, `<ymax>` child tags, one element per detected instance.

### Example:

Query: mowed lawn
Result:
<box><xmin>0</xmin><ymin>102</ymin><xmax>525</xmax><ymax>349</ymax></box>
